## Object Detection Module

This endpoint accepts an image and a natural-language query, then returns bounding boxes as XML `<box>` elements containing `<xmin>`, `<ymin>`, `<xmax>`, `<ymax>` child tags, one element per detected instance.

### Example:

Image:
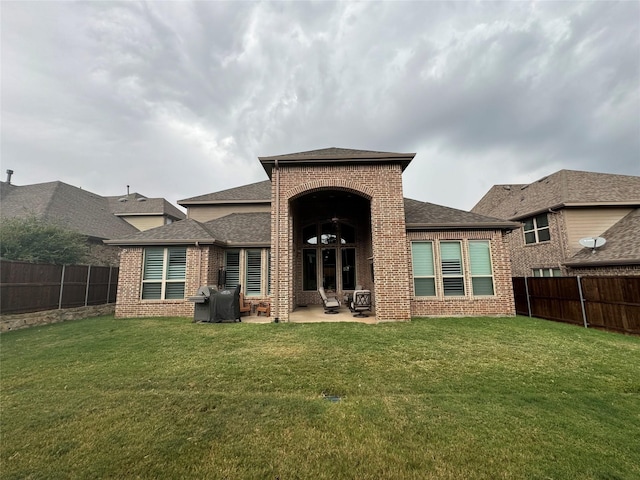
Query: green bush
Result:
<box><xmin>0</xmin><ymin>216</ymin><xmax>88</xmax><ymax>264</ymax></box>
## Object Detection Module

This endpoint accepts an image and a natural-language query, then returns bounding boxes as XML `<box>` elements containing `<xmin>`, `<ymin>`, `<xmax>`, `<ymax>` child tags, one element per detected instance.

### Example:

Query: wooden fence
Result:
<box><xmin>513</xmin><ymin>276</ymin><xmax>640</xmax><ymax>335</ymax></box>
<box><xmin>0</xmin><ymin>260</ymin><xmax>118</xmax><ymax>315</ymax></box>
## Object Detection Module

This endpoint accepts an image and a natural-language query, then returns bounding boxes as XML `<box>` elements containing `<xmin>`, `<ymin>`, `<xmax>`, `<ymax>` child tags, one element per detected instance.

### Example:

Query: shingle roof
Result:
<box><xmin>179</xmin><ymin>180</ymin><xmax>272</xmax><ymax>204</ymax></box>
<box><xmin>106</xmin><ymin>193</ymin><xmax>185</xmax><ymax>220</ymax></box>
<box><xmin>107</xmin><ymin>183</ymin><xmax>519</xmax><ymax>245</ymax></box>
<box><xmin>258</xmin><ymin>147</ymin><xmax>416</xmax><ymax>177</ymax></box>
<box><xmin>472</xmin><ymin>170</ymin><xmax>640</xmax><ymax>220</ymax></box>
<box><xmin>106</xmin><ymin>213</ymin><xmax>271</xmax><ymax>246</ymax></box>
<box><xmin>404</xmin><ymin>198</ymin><xmax>519</xmax><ymax>230</ymax></box>
<box><xmin>259</xmin><ymin>147</ymin><xmax>415</xmax><ymax>159</ymax></box>
<box><xmin>1</xmin><ymin>181</ymin><xmax>138</xmax><ymax>239</ymax></box>
<box><xmin>565</xmin><ymin>208</ymin><xmax>640</xmax><ymax>267</ymax></box>
<box><xmin>204</xmin><ymin>213</ymin><xmax>271</xmax><ymax>244</ymax></box>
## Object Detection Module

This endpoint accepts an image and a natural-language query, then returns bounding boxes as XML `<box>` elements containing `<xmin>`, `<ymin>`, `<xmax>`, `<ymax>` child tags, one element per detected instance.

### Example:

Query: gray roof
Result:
<box><xmin>565</xmin><ymin>208</ymin><xmax>640</xmax><ymax>267</ymax></box>
<box><xmin>259</xmin><ymin>147</ymin><xmax>416</xmax><ymax>177</ymax></box>
<box><xmin>106</xmin><ymin>193</ymin><xmax>185</xmax><ymax>220</ymax></box>
<box><xmin>0</xmin><ymin>181</ymin><xmax>138</xmax><ymax>239</ymax></box>
<box><xmin>472</xmin><ymin>170</ymin><xmax>640</xmax><ymax>220</ymax></box>
<box><xmin>179</xmin><ymin>180</ymin><xmax>272</xmax><ymax>205</ymax></box>
<box><xmin>106</xmin><ymin>212</ymin><xmax>272</xmax><ymax>246</ymax></box>
<box><xmin>404</xmin><ymin>198</ymin><xmax>519</xmax><ymax>230</ymax></box>
<box><xmin>106</xmin><ymin>177</ymin><xmax>520</xmax><ymax>246</ymax></box>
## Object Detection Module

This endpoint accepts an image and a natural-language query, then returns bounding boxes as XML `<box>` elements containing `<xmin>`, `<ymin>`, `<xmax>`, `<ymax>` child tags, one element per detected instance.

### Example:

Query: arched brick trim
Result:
<box><xmin>286</xmin><ymin>179</ymin><xmax>374</xmax><ymax>202</ymax></box>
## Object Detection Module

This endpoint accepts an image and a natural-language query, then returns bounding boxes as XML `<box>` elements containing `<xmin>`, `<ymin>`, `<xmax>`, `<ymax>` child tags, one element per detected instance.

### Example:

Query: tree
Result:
<box><xmin>0</xmin><ymin>216</ymin><xmax>88</xmax><ymax>265</ymax></box>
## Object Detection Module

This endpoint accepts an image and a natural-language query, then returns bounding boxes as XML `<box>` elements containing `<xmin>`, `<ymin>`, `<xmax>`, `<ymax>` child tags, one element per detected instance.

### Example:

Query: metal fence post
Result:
<box><xmin>576</xmin><ymin>275</ymin><xmax>588</xmax><ymax>328</ymax></box>
<box><xmin>58</xmin><ymin>265</ymin><xmax>66</xmax><ymax>309</ymax></box>
<box><xmin>84</xmin><ymin>265</ymin><xmax>91</xmax><ymax>307</ymax></box>
<box><xmin>524</xmin><ymin>276</ymin><xmax>532</xmax><ymax>317</ymax></box>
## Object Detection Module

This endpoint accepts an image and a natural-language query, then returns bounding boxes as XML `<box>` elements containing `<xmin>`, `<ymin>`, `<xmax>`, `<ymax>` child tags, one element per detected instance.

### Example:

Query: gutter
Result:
<box><xmin>178</xmin><ymin>200</ymin><xmax>271</xmax><ymax>206</ymax></box>
<box><xmin>564</xmin><ymin>258</ymin><xmax>640</xmax><ymax>268</ymax></box>
<box><xmin>405</xmin><ymin>222</ymin><xmax>520</xmax><ymax>231</ymax></box>
<box><xmin>104</xmin><ymin>238</ymin><xmax>271</xmax><ymax>248</ymax></box>
<box><xmin>509</xmin><ymin>202</ymin><xmax>640</xmax><ymax>221</ymax></box>
<box><xmin>104</xmin><ymin>238</ymin><xmax>222</xmax><ymax>246</ymax></box>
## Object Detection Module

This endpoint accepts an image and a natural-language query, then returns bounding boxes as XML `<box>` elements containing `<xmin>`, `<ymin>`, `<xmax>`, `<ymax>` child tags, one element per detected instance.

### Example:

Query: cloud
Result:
<box><xmin>1</xmin><ymin>1</ymin><xmax>638</xmax><ymax>210</ymax></box>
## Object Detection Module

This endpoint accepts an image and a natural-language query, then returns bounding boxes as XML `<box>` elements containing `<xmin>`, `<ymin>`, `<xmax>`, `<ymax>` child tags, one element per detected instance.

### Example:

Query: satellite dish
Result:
<box><xmin>579</xmin><ymin>237</ymin><xmax>606</xmax><ymax>250</ymax></box>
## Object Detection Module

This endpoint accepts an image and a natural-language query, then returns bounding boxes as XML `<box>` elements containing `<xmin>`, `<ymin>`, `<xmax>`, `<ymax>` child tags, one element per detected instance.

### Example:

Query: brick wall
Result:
<box><xmin>407</xmin><ymin>230</ymin><xmax>515</xmax><ymax>317</ymax></box>
<box><xmin>271</xmin><ymin>164</ymin><xmax>411</xmax><ymax>322</ymax></box>
<box><xmin>507</xmin><ymin>210</ymin><xmax>571</xmax><ymax>276</ymax></box>
<box><xmin>115</xmin><ymin>245</ymin><xmax>217</xmax><ymax>318</ymax></box>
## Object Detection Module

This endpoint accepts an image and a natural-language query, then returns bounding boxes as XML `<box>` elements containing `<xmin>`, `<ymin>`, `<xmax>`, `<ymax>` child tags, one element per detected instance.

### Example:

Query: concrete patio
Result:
<box><xmin>241</xmin><ymin>304</ymin><xmax>377</xmax><ymax>324</ymax></box>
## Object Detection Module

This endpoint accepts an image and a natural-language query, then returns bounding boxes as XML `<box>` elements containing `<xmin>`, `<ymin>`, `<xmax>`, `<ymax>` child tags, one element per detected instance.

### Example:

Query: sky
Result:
<box><xmin>2</xmin><ymin>1</ymin><xmax>639</xmax><ymax>213</ymax></box>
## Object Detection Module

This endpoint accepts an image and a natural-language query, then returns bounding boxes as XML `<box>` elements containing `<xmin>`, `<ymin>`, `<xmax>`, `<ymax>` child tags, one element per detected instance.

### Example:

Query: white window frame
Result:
<box><xmin>411</xmin><ymin>241</ymin><xmax>436</xmax><ymax>297</ymax></box>
<box><xmin>141</xmin><ymin>247</ymin><xmax>186</xmax><ymax>300</ymax></box>
<box><xmin>225</xmin><ymin>248</ymin><xmax>270</xmax><ymax>296</ymax></box>
<box><xmin>523</xmin><ymin>213</ymin><xmax>551</xmax><ymax>244</ymax></box>
<box><xmin>468</xmin><ymin>240</ymin><xmax>495</xmax><ymax>296</ymax></box>
<box><xmin>532</xmin><ymin>268</ymin><xmax>562</xmax><ymax>277</ymax></box>
<box><xmin>245</xmin><ymin>249</ymin><xmax>262</xmax><ymax>297</ymax></box>
<box><xmin>440</xmin><ymin>241</ymin><xmax>465</xmax><ymax>297</ymax></box>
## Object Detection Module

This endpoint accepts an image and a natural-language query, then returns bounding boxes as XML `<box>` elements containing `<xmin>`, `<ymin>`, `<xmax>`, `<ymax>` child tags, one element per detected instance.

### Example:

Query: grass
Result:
<box><xmin>1</xmin><ymin>315</ymin><xmax>639</xmax><ymax>479</ymax></box>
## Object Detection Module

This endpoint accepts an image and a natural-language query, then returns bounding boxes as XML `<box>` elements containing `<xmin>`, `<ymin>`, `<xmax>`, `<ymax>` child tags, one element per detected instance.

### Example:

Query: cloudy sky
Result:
<box><xmin>2</xmin><ymin>1</ymin><xmax>639</xmax><ymax>212</ymax></box>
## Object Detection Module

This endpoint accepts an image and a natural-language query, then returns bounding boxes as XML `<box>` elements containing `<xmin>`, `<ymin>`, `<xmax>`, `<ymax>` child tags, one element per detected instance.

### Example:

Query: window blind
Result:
<box><xmin>245</xmin><ymin>250</ymin><xmax>262</xmax><ymax>296</ymax></box>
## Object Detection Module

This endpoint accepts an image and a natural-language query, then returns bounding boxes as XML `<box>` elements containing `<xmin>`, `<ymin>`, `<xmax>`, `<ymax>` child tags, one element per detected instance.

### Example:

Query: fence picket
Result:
<box><xmin>513</xmin><ymin>276</ymin><xmax>640</xmax><ymax>335</ymax></box>
<box><xmin>1</xmin><ymin>260</ymin><xmax>118</xmax><ymax>315</ymax></box>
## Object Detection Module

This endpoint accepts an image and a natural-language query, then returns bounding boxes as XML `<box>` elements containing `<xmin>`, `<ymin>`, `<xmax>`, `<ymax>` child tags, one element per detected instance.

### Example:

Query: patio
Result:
<box><xmin>241</xmin><ymin>304</ymin><xmax>377</xmax><ymax>324</ymax></box>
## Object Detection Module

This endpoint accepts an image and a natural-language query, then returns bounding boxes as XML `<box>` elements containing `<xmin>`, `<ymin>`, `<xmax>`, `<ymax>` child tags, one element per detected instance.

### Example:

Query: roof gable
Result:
<box><xmin>107</xmin><ymin>193</ymin><xmax>185</xmax><ymax>219</ymax></box>
<box><xmin>179</xmin><ymin>180</ymin><xmax>272</xmax><ymax>205</ymax></box>
<box><xmin>258</xmin><ymin>147</ymin><xmax>416</xmax><ymax>178</ymax></box>
<box><xmin>472</xmin><ymin>170</ymin><xmax>640</xmax><ymax>220</ymax></box>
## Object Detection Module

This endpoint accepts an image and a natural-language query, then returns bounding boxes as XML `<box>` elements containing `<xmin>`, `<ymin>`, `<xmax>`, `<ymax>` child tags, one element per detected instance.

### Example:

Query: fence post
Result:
<box><xmin>84</xmin><ymin>265</ymin><xmax>91</xmax><ymax>307</ymax></box>
<box><xmin>524</xmin><ymin>276</ymin><xmax>532</xmax><ymax>317</ymax></box>
<box><xmin>58</xmin><ymin>265</ymin><xmax>66</xmax><ymax>309</ymax></box>
<box><xmin>577</xmin><ymin>275</ymin><xmax>588</xmax><ymax>328</ymax></box>
<box><xmin>106</xmin><ymin>266</ymin><xmax>113</xmax><ymax>304</ymax></box>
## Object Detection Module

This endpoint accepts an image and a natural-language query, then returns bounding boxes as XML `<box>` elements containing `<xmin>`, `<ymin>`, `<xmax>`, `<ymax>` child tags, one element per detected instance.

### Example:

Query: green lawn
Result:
<box><xmin>1</xmin><ymin>316</ymin><xmax>639</xmax><ymax>479</ymax></box>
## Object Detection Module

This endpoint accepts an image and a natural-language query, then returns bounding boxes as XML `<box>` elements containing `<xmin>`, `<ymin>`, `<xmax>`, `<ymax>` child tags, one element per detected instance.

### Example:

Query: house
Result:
<box><xmin>0</xmin><ymin>179</ymin><xmax>185</xmax><ymax>265</ymax></box>
<box><xmin>471</xmin><ymin>170</ymin><xmax>640</xmax><ymax>277</ymax></box>
<box><xmin>106</xmin><ymin>192</ymin><xmax>186</xmax><ymax>231</ymax></box>
<box><xmin>107</xmin><ymin>148</ymin><xmax>518</xmax><ymax>322</ymax></box>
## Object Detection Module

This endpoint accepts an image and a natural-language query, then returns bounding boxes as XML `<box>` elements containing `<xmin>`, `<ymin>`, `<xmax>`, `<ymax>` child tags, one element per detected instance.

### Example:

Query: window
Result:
<box><xmin>303</xmin><ymin>249</ymin><xmax>317</xmax><ymax>291</ymax></box>
<box><xmin>532</xmin><ymin>268</ymin><xmax>562</xmax><ymax>277</ymax></box>
<box><xmin>224</xmin><ymin>251</ymin><xmax>240</xmax><ymax>289</ymax></box>
<box><xmin>245</xmin><ymin>250</ymin><xmax>262</xmax><ymax>296</ymax></box>
<box><xmin>341</xmin><ymin>248</ymin><xmax>356</xmax><ymax>290</ymax></box>
<box><xmin>302</xmin><ymin>221</ymin><xmax>357</xmax><ymax>291</ymax></box>
<box><xmin>141</xmin><ymin>247</ymin><xmax>186</xmax><ymax>300</ymax></box>
<box><xmin>225</xmin><ymin>249</ymin><xmax>270</xmax><ymax>295</ymax></box>
<box><xmin>411</xmin><ymin>242</ymin><xmax>435</xmax><ymax>296</ymax></box>
<box><xmin>440</xmin><ymin>242</ymin><xmax>465</xmax><ymax>296</ymax></box>
<box><xmin>523</xmin><ymin>213</ymin><xmax>550</xmax><ymax>244</ymax></box>
<box><xmin>469</xmin><ymin>241</ymin><xmax>494</xmax><ymax>295</ymax></box>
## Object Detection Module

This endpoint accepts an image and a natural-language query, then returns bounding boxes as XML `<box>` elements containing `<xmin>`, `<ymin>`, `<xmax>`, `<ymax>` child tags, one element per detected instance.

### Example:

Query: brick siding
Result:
<box><xmin>507</xmin><ymin>210</ymin><xmax>571</xmax><ymax>276</ymax></box>
<box><xmin>271</xmin><ymin>164</ymin><xmax>411</xmax><ymax>322</ymax></box>
<box><xmin>407</xmin><ymin>230</ymin><xmax>515</xmax><ymax>317</ymax></box>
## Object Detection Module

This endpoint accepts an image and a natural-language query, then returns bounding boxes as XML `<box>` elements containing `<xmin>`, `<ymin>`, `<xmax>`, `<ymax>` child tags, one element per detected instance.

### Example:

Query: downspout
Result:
<box><xmin>274</xmin><ymin>159</ymin><xmax>280</xmax><ymax>322</ymax></box>
<box><xmin>195</xmin><ymin>241</ymin><xmax>202</xmax><ymax>291</ymax></box>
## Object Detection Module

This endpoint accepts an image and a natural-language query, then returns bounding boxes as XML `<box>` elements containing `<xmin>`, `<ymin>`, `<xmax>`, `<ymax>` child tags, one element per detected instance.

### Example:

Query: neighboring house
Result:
<box><xmin>106</xmin><ymin>192</ymin><xmax>186</xmax><ymax>231</ymax></box>
<box><xmin>107</xmin><ymin>147</ymin><xmax>518</xmax><ymax>321</ymax></box>
<box><xmin>471</xmin><ymin>170</ymin><xmax>640</xmax><ymax>277</ymax></box>
<box><xmin>0</xmin><ymin>180</ymin><xmax>185</xmax><ymax>265</ymax></box>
